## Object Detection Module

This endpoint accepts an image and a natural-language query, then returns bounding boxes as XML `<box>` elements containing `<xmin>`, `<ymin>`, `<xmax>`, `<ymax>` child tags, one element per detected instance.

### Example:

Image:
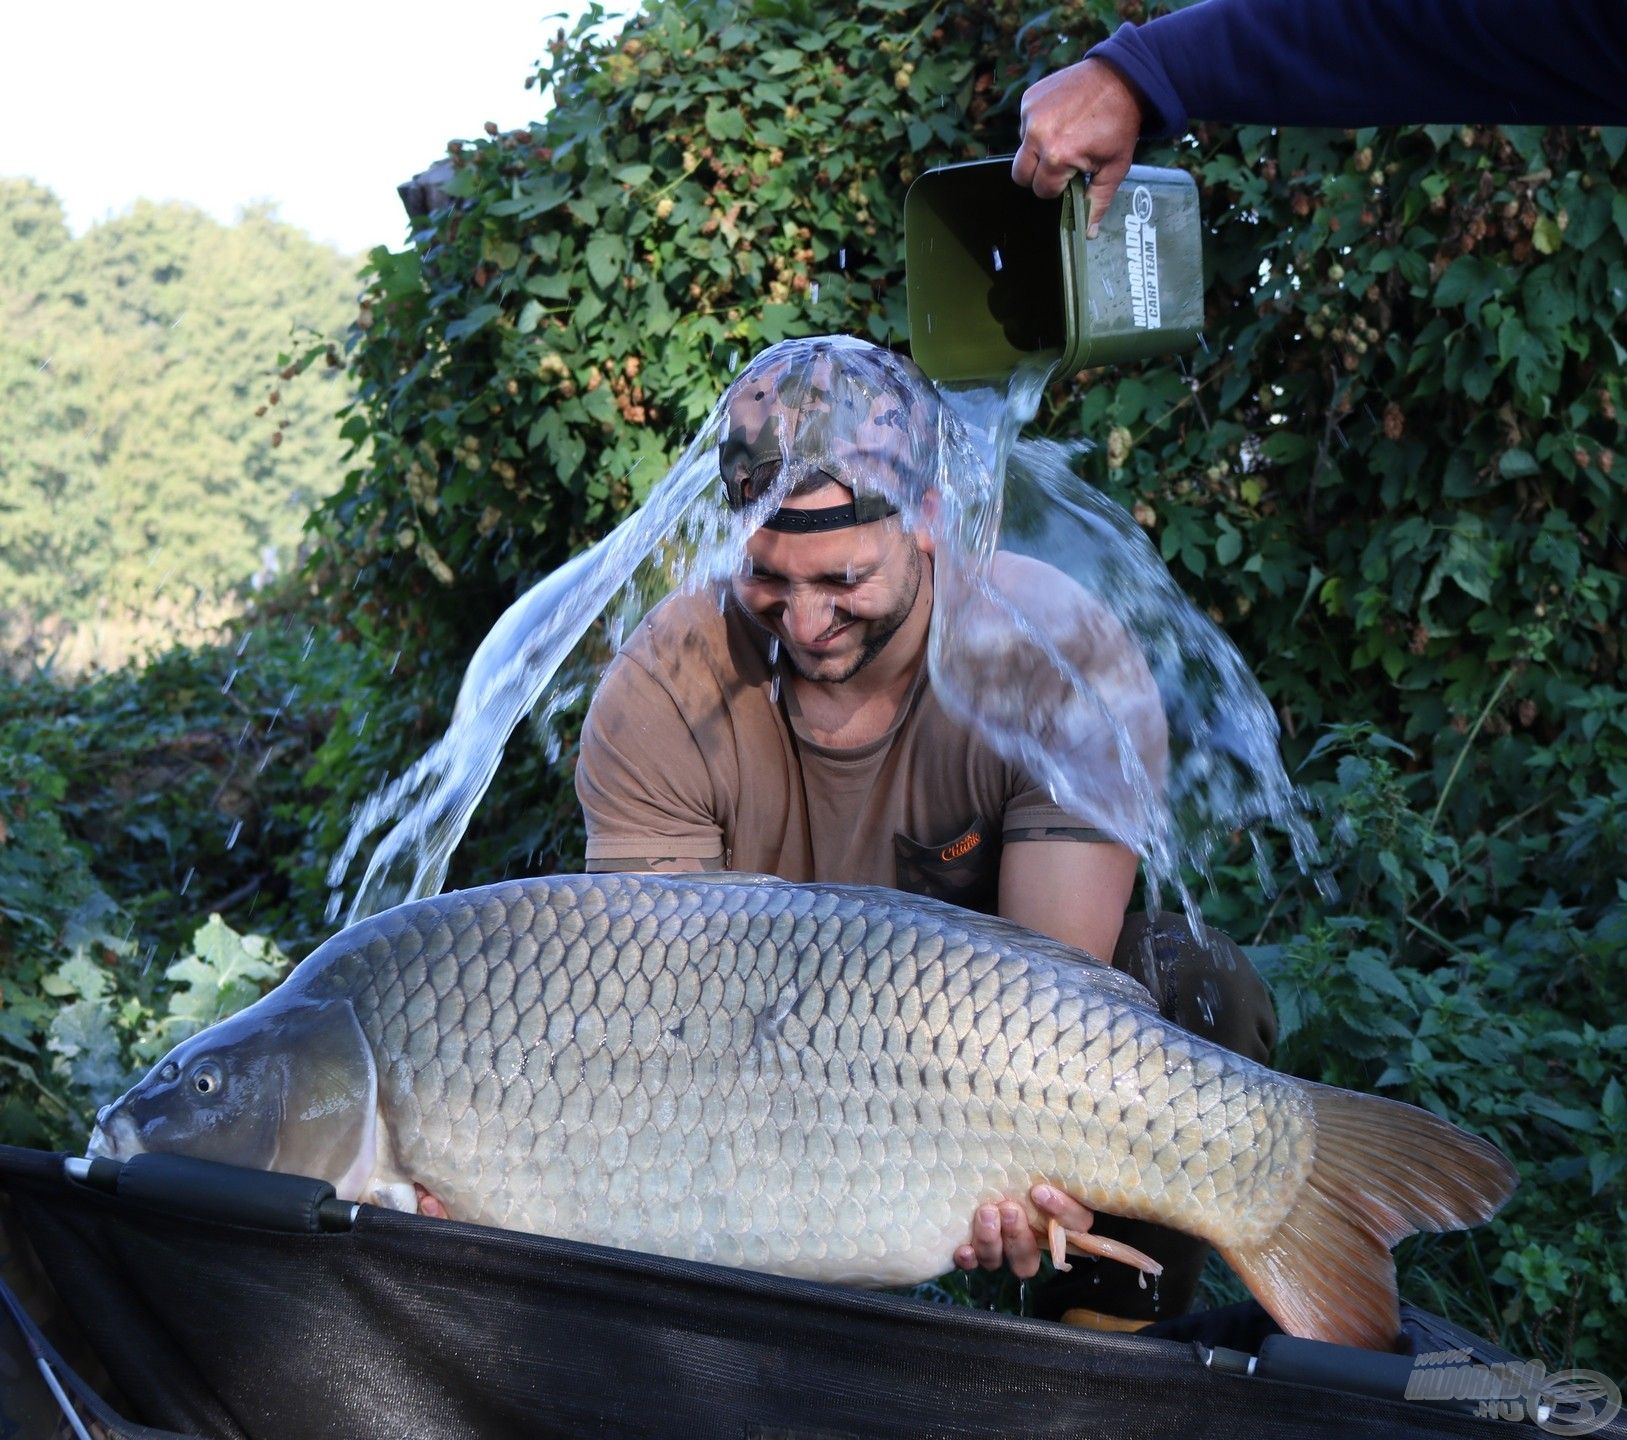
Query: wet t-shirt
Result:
<box><xmin>575</xmin><ymin>588</ymin><xmax>1098</xmax><ymax>913</ymax></box>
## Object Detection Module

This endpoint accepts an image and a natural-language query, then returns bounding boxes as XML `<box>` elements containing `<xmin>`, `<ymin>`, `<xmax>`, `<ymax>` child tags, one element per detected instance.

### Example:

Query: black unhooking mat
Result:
<box><xmin>2</xmin><ymin>1145</ymin><xmax>1620</xmax><ymax>1440</ymax></box>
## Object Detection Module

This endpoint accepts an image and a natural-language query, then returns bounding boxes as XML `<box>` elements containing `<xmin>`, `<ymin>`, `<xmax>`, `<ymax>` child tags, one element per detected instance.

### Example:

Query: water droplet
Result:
<box><xmin>992</xmin><ymin>246</ymin><xmax>1003</xmax><ymax>273</ymax></box>
<box><xmin>1138</xmin><ymin>1270</ymin><xmax>1148</xmax><ymax>1290</ymax></box>
<box><xmin>810</xmin><ymin>282</ymin><xmax>820</xmax><ymax>304</ymax></box>
<box><xmin>390</xmin><ymin>648</ymin><xmax>402</xmax><ymax>675</ymax></box>
<box><xmin>769</xmin><ymin>674</ymin><xmax>781</xmax><ymax>704</ymax></box>
<box><xmin>179</xmin><ymin>867</ymin><xmax>195</xmax><ymax>896</ymax></box>
<box><xmin>352</xmin><ymin>709</ymin><xmax>370</xmax><ymax>737</ymax></box>
<box><xmin>324</xmin><ymin>891</ymin><xmax>342</xmax><ymax>925</ymax></box>
<box><xmin>838</xmin><ymin>246</ymin><xmax>847</xmax><ymax>269</ymax></box>
<box><xmin>220</xmin><ymin>668</ymin><xmax>238</xmax><ymax>694</ymax></box>
<box><xmin>226</xmin><ymin>820</ymin><xmax>243</xmax><ymax>850</ymax></box>
<box><xmin>301</xmin><ymin>627</ymin><xmax>315</xmax><ymax>660</ymax></box>
<box><xmin>726</xmin><ymin>348</ymin><xmax>739</xmax><ymax>372</ymax></box>
<box><xmin>1197</xmin><ymin>333</ymin><xmax>1210</xmax><ymax>353</ymax></box>
<box><xmin>235</xmin><ymin>629</ymin><xmax>253</xmax><ymax>657</ymax></box>
<box><xmin>926</xmin><ymin>312</ymin><xmax>934</xmax><ymax>334</ymax></box>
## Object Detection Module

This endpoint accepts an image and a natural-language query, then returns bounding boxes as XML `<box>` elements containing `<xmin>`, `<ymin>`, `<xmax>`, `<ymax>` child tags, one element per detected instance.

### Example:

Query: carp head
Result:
<box><xmin>86</xmin><ymin>996</ymin><xmax>381</xmax><ymax>1201</ymax></box>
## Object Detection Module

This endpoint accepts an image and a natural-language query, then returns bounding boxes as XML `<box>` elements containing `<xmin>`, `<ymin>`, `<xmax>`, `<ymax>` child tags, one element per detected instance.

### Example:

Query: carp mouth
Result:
<box><xmin>86</xmin><ymin>1108</ymin><xmax>143</xmax><ymax>1162</ymax></box>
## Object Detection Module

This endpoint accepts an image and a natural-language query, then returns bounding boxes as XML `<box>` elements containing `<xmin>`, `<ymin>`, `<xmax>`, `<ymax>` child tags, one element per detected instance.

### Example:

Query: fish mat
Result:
<box><xmin>2</xmin><ymin>1145</ymin><xmax>1610</xmax><ymax>1440</ymax></box>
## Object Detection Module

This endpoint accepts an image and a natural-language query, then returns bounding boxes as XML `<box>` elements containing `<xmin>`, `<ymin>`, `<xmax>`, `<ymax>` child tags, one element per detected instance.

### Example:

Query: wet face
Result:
<box><xmin>733</xmin><ymin>484</ymin><xmax>928</xmax><ymax>684</ymax></box>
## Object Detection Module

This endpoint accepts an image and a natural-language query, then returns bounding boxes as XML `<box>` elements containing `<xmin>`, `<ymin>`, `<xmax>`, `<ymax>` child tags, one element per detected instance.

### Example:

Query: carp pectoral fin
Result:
<box><xmin>1039</xmin><ymin>1215</ymin><xmax>1163</xmax><ymax>1275</ymax></box>
<box><xmin>366</xmin><ymin>1182</ymin><xmax>418</xmax><ymax>1213</ymax></box>
<box><xmin>1217</xmin><ymin>1080</ymin><xmax>1517</xmax><ymax>1351</ymax></box>
<box><xmin>267</xmin><ymin>999</ymin><xmax>378</xmax><ymax>1197</ymax></box>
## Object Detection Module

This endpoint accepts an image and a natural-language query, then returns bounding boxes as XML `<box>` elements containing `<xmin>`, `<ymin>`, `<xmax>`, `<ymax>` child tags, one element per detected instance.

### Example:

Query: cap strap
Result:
<box><xmin>759</xmin><ymin>500</ymin><xmax>899</xmax><ymax>534</ymax></box>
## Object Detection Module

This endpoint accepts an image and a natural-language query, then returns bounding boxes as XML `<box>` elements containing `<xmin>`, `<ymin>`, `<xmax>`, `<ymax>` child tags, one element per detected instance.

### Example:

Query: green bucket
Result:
<box><xmin>904</xmin><ymin>159</ymin><xmax>1205</xmax><ymax>384</ymax></box>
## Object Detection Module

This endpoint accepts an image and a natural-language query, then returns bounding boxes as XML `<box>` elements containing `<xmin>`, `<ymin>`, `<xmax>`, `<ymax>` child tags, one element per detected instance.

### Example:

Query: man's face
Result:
<box><xmin>732</xmin><ymin>485</ymin><xmax>928</xmax><ymax>684</ymax></box>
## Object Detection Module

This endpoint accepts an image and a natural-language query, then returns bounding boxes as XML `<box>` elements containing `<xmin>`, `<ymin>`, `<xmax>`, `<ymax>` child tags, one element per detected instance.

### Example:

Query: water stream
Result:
<box><xmin>326</xmin><ymin>336</ymin><xmax>1315</xmax><ymax>932</ymax></box>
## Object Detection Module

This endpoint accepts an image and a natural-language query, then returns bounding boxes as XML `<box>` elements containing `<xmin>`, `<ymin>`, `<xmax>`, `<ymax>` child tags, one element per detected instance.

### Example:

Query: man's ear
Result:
<box><xmin>911</xmin><ymin>488</ymin><xmax>941</xmax><ymax>556</ymax></box>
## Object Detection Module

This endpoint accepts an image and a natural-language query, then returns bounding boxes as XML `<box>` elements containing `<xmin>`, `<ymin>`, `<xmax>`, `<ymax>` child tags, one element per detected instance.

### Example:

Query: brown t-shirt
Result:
<box><xmin>575</xmin><ymin>588</ymin><xmax>1099</xmax><ymax>914</ymax></box>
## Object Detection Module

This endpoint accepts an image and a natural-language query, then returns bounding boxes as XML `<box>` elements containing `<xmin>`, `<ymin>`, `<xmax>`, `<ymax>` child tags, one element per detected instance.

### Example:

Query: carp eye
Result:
<box><xmin>190</xmin><ymin>1063</ymin><xmax>223</xmax><ymax>1097</ymax></box>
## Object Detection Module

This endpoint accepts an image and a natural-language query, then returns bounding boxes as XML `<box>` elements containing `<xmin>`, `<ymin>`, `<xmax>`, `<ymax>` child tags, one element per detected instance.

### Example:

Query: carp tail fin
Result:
<box><xmin>1218</xmin><ymin>1082</ymin><xmax>1516</xmax><ymax>1350</ymax></box>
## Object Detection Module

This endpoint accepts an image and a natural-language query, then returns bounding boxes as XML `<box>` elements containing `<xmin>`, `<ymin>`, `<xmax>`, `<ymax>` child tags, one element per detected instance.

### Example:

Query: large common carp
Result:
<box><xmin>89</xmin><ymin>874</ymin><xmax>1515</xmax><ymax>1349</ymax></box>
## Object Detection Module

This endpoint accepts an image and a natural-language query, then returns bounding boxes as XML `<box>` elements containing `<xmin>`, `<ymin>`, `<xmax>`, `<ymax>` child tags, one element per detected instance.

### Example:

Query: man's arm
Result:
<box><xmin>576</xmin><ymin>652</ymin><xmax>727</xmax><ymax>874</ymax></box>
<box><xmin>999</xmin><ymin>835</ymin><xmax>1139</xmax><ymax>962</ymax></box>
<box><xmin>1016</xmin><ymin>0</ymin><xmax>1627</xmax><ymax>224</ymax></box>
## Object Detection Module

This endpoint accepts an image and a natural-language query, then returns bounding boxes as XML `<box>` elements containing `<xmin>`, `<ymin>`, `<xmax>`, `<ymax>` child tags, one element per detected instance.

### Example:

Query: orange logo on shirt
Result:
<box><xmin>940</xmin><ymin>832</ymin><xmax>981</xmax><ymax>863</ymax></box>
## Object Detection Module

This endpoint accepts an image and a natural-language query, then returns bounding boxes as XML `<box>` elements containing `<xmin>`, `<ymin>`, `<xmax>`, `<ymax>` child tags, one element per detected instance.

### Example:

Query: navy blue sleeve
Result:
<box><xmin>1090</xmin><ymin>0</ymin><xmax>1627</xmax><ymax>136</ymax></box>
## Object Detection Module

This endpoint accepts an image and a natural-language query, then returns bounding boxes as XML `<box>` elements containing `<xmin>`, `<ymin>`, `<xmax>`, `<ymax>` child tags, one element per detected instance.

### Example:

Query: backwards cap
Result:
<box><xmin>718</xmin><ymin>336</ymin><xmax>943</xmax><ymax>533</ymax></box>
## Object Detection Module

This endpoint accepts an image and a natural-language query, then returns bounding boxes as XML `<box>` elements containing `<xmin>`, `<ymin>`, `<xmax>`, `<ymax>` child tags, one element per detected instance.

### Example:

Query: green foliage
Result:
<box><xmin>1235</xmin><ymin>730</ymin><xmax>1626</xmax><ymax>1369</ymax></box>
<box><xmin>310</xmin><ymin>0</ymin><xmax>1030</xmax><ymax>639</ymax></box>
<box><xmin>37</xmin><ymin>911</ymin><xmax>288</xmax><ymax>1148</ymax></box>
<box><xmin>0</xmin><ymin>179</ymin><xmax>359</xmax><ymax>653</ymax></box>
<box><xmin>0</xmin><ymin>588</ymin><xmax>375</xmax><ymax>1146</ymax></box>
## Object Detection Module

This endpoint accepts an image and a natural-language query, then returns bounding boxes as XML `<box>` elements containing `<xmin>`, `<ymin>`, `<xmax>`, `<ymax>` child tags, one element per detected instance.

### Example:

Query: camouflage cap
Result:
<box><xmin>718</xmin><ymin>336</ymin><xmax>943</xmax><ymax>529</ymax></box>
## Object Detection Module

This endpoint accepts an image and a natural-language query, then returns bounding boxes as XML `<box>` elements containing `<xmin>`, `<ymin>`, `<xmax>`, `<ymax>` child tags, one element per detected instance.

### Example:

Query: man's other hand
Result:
<box><xmin>1012</xmin><ymin>57</ymin><xmax>1144</xmax><ymax>236</ymax></box>
<box><xmin>953</xmin><ymin>1184</ymin><xmax>1096</xmax><ymax>1279</ymax></box>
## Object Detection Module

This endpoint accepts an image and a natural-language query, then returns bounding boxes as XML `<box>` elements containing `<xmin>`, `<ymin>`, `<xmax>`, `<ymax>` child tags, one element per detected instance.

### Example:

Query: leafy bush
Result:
<box><xmin>1241</xmin><ymin>729</ymin><xmax>1626</xmax><ymax>1369</ymax></box>
<box><xmin>0</xmin><ymin>586</ymin><xmax>362</xmax><ymax>1146</ymax></box>
<box><xmin>42</xmin><ymin>916</ymin><xmax>289</xmax><ymax>1149</ymax></box>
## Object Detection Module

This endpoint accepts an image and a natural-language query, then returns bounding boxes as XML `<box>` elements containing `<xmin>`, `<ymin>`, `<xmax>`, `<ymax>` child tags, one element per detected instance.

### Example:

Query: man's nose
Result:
<box><xmin>783</xmin><ymin>590</ymin><xmax>836</xmax><ymax>644</ymax></box>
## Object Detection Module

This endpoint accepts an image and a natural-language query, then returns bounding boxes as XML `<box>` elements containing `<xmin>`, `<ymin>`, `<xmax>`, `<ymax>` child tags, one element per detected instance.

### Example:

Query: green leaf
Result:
<box><xmin>704</xmin><ymin>100</ymin><xmax>746</xmax><ymax>142</ymax></box>
<box><xmin>517</xmin><ymin>299</ymin><xmax>545</xmax><ymax>335</ymax></box>
<box><xmin>613</xmin><ymin>164</ymin><xmax>653</xmax><ymax>187</ymax></box>
<box><xmin>444</xmin><ymin>304</ymin><xmax>501</xmax><ymax>343</ymax></box>
<box><xmin>47</xmin><ymin>1000</ymin><xmax>126</xmax><ymax>1096</ymax></box>
<box><xmin>41</xmin><ymin>953</ymin><xmax>112</xmax><ymax>1003</ymax></box>
<box><xmin>1215</xmin><ymin>527</ymin><xmax>1242</xmax><ymax>566</ymax></box>
<box><xmin>161</xmin><ymin>916</ymin><xmax>287</xmax><ymax>1039</ymax></box>
<box><xmin>585</xmin><ymin>235</ymin><xmax>626</xmax><ymax>290</ymax></box>
<box><xmin>1603</xmin><ymin>1076</ymin><xmax>1624</xmax><ymax>1124</ymax></box>
<box><xmin>1498</xmin><ymin>448</ymin><xmax>1540</xmax><ymax>479</ymax></box>
<box><xmin>1531</xmin><ymin>216</ymin><xmax>1562</xmax><ymax>255</ymax></box>
<box><xmin>1261</xmin><ymin>432</ymin><xmax>1313</xmax><ymax>464</ymax></box>
<box><xmin>1348</xmin><ymin>951</ymin><xmax>1415</xmax><ymax>1009</ymax></box>
<box><xmin>1526</xmin><ymin>1096</ymin><xmax>1600</xmax><ymax>1132</ymax></box>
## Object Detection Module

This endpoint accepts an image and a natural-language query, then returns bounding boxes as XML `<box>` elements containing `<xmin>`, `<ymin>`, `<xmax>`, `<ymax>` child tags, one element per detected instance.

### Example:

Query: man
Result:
<box><xmin>1014</xmin><ymin>0</ymin><xmax>1626</xmax><ymax>230</ymax></box>
<box><xmin>575</xmin><ymin>336</ymin><xmax>1275</xmax><ymax>1327</ymax></box>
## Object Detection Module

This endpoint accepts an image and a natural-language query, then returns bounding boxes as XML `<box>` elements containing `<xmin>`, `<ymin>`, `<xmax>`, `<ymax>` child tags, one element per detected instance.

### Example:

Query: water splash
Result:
<box><xmin>328</xmin><ymin>335</ymin><xmax>1313</xmax><ymax>928</ymax></box>
<box><xmin>326</xmin><ymin>398</ymin><xmax>796</xmax><ymax>924</ymax></box>
<box><xmin>927</xmin><ymin>358</ymin><xmax>1317</xmax><ymax>915</ymax></box>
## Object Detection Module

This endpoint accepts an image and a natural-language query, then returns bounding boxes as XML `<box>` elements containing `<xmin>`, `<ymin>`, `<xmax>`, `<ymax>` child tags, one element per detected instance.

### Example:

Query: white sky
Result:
<box><xmin>0</xmin><ymin>1</ymin><xmax>635</xmax><ymax>257</ymax></box>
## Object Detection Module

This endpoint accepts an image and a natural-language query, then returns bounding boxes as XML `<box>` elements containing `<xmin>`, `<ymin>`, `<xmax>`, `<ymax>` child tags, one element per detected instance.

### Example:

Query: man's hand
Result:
<box><xmin>953</xmin><ymin>1184</ymin><xmax>1096</xmax><ymax>1279</ymax></box>
<box><xmin>1012</xmin><ymin>57</ymin><xmax>1144</xmax><ymax>235</ymax></box>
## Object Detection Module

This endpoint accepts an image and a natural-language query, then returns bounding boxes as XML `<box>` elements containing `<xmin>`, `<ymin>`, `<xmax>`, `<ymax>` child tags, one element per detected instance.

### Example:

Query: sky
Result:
<box><xmin>0</xmin><ymin>1</ymin><xmax>635</xmax><ymax>258</ymax></box>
